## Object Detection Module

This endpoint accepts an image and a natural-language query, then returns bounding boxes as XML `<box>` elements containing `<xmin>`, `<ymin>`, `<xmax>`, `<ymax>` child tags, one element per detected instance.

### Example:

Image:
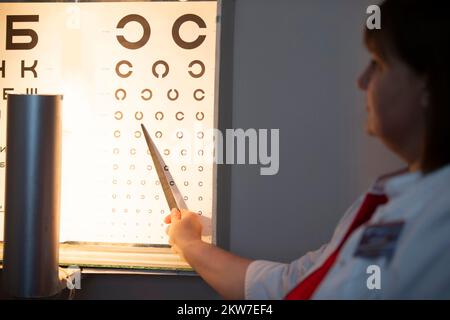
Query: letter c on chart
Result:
<box><xmin>193</xmin><ymin>89</ymin><xmax>205</xmax><ymax>101</ymax></box>
<box><xmin>115</xmin><ymin>60</ymin><xmax>133</xmax><ymax>78</ymax></box>
<box><xmin>116</xmin><ymin>14</ymin><xmax>151</xmax><ymax>50</ymax></box>
<box><xmin>172</xmin><ymin>14</ymin><xmax>207</xmax><ymax>49</ymax></box>
<box><xmin>188</xmin><ymin>60</ymin><xmax>205</xmax><ymax>78</ymax></box>
<box><xmin>175</xmin><ymin>112</ymin><xmax>184</xmax><ymax>120</ymax></box>
<box><xmin>141</xmin><ymin>89</ymin><xmax>152</xmax><ymax>101</ymax></box>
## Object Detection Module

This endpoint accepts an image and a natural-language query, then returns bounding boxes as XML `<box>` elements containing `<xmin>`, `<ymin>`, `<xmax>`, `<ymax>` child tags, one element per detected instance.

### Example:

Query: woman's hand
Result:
<box><xmin>163</xmin><ymin>207</ymin><xmax>252</xmax><ymax>299</ymax></box>
<box><xmin>164</xmin><ymin>208</ymin><xmax>203</xmax><ymax>258</ymax></box>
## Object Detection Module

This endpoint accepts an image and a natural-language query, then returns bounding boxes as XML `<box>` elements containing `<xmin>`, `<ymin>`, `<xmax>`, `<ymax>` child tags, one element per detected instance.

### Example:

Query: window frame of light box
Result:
<box><xmin>0</xmin><ymin>0</ymin><xmax>234</xmax><ymax>276</ymax></box>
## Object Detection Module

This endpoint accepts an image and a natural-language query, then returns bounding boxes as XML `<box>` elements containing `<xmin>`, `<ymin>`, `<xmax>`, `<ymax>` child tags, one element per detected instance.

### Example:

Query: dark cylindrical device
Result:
<box><xmin>2</xmin><ymin>94</ymin><xmax>63</xmax><ymax>298</ymax></box>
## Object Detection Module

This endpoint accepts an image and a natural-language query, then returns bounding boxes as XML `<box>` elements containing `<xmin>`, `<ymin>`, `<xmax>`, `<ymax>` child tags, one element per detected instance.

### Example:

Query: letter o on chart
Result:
<box><xmin>115</xmin><ymin>89</ymin><xmax>126</xmax><ymax>100</ymax></box>
<box><xmin>196</xmin><ymin>112</ymin><xmax>204</xmax><ymax>121</ymax></box>
<box><xmin>114</xmin><ymin>111</ymin><xmax>123</xmax><ymax>120</ymax></box>
<box><xmin>152</xmin><ymin>60</ymin><xmax>169</xmax><ymax>78</ymax></box>
<box><xmin>167</xmin><ymin>89</ymin><xmax>179</xmax><ymax>101</ymax></box>
<box><xmin>135</xmin><ymin>111</ymin><xmax>143</xmax><ymax>120</ymax></box>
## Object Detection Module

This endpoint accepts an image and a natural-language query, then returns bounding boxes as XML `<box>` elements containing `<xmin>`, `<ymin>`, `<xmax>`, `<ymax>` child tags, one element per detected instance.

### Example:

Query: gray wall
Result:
<box><xmin>1</xmin><ymin>0</ymin><xmax>403</xmax><ymax>299</ymax></box>
<box><xmin>228</xmin><ymin>0</ymin><xmax>402</xmax><ymax>263</ymax></box>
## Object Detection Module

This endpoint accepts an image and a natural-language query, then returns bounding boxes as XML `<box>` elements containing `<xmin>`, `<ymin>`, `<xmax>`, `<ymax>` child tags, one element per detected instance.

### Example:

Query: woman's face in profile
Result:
<box><xmin>357</xmin><ymin>48</ymin><xmax>428</xmax><ymax>154</ymax></box>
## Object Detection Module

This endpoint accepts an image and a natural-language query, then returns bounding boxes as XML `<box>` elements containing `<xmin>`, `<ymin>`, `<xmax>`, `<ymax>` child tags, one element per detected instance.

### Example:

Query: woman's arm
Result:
<box><xmin>165</xmin><ymin>209</ymin><xmax>253</xmax><ymax>299</ymax></box>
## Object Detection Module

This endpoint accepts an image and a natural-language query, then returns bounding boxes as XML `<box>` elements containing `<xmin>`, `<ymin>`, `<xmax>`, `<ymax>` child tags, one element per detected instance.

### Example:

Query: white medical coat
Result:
<box><xmin>245</xmin><ymin>164</ymin><xmax>450</xmax><ymax>299</ymax></box>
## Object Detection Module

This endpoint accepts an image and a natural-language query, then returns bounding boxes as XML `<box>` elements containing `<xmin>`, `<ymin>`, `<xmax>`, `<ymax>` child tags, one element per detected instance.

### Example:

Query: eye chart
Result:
<box><xmin>0</xmin><ymin>2</ymin><xmax>218</xmax><ymax>247</ymax></box>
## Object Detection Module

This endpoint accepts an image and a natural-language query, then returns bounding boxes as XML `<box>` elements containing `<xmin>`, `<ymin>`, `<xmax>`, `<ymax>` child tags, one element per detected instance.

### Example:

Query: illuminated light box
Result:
<box><xmin>0</xmin><ymin>0</ymin><xmax>231</xmax><ymax>272</ymax></box>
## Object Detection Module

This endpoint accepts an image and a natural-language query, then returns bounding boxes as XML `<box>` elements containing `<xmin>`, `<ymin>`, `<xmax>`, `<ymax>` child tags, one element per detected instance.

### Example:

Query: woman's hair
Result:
<box><xmin>364</xmin><ymin>0</ymin><xmax>450</xmax><ymax>173</ymax></box>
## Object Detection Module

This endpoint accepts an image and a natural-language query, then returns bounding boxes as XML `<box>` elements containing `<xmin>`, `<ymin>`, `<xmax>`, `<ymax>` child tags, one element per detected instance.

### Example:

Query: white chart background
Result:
<box><xmin>0</xmin><ymin>2</ymin><xmax>217</xmax><ymax>245</ymax></box>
